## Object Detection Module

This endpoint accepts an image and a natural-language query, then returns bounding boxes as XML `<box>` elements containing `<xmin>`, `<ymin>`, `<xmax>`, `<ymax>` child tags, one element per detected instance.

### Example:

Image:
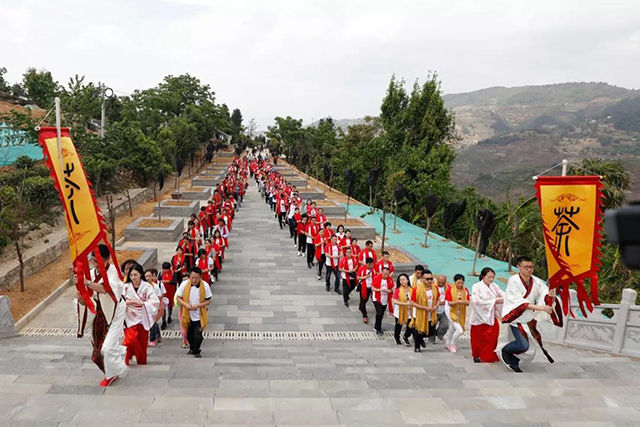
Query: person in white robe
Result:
<box><xmin>122</xmin><ymin>263</ymin><xmax>159</xmax><ymax>366</ymax></box>
<box><xmin>497</xmin><ymin>256</ymin><xmax>562</xmax><ymax>372</ymax></box>
<box><xmin>470</xmin><ymin>267</ymin><xmax>504</xmax><ymax>363</ymax></box>
<box><xmin>76</xmin><ymin>244</ymin><xmax>127</xmax><ymax>387</ymax></box>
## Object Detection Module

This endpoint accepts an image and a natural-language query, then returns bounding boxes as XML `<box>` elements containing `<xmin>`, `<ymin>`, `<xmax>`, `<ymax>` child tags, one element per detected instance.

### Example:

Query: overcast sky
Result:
<box><xmin>2</xmin><ymin>0</ymin><xmax>639</xmax><ymax>129</ymax></box>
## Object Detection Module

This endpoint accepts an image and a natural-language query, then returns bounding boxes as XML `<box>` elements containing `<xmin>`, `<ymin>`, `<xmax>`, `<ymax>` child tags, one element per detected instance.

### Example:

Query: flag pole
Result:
<box><xmin>55</xmin><ymin>97</ymin><xmax>64</xmax><ymax>177</ymax></box>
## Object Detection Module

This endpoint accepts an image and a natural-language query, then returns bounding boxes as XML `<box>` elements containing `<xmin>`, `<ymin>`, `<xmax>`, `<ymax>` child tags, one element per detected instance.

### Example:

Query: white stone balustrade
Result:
<box><xmin>539</xmin><ymin>288</ymin><xmax>640</xmax><ymax>357</ymax></box>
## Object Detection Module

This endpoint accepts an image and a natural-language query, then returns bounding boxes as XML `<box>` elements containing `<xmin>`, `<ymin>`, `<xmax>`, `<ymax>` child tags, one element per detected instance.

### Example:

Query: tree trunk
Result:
<box><xmin>345</xmin><ymin>195</ymin><xmax>351</xmax><ymax>220</ymax></box>
<box><xmin>15</xmin><ymin>239</ymin><xmax>25</xmax><ymax>292</ymax></box>
<box><xmin>508</xmin><ymin>214</ymin><xmax>520</xmax><ymax>273</ymax></box>
<box><xmin>423</xmin><ymin>217</ymin><xmax>432</xmax><ymax>247</ymax></box>
<box><xmin>126</xmin><ymin>188</ymin><xmax>133</xmax><ymax>217</ymax></box>
<box><xmin>106</xmin><ymin>195</ymin><xmax>117</xmax><ymax>249</ymax></box>
<box><xmin>393</xmin><ymin>202</ymin><xmax>398</xmax><ymax>230</ymax></box>
<box><xmin>158</xmin><ymin>199</ymin><xmax>162</xmax><ymax>221</ymax></box>
<box><xmin>369</xmin><ymin>186</ymin><xmax>373</xmax><ymax>209</ymax></box>
<box><xmin>471</xmin><ymin>231</ymin><xmax>482</xmax><ymax>276</ymax></box>
<box><xmin>381</xmin><ymin>209</ymin><xmax>387</xmax><ymax>252</ymax></box>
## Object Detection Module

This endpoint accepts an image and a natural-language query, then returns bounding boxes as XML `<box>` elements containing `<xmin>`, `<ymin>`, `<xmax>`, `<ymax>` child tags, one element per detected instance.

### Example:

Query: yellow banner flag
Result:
<box><xmin>39</xmin><ymin>127</ymin><xmax>118</xmax><ymax>317</ymax></box>
<box><xmin>535</xmin><ymin>176</ymin><xmax>604</xmax><ymax>315</ymax></box>
<box><xmin>42</xmin><ymin>134</ymin><xmax>101</xmax><ymax>260</ymax></box>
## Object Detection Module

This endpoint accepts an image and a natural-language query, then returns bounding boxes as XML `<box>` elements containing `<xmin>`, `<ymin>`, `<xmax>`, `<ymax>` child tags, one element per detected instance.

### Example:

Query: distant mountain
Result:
<box><xmin>444</xmin><ymin>82</ymin><xmax>638</xmax><ymax>147</ymax></box>
<box><xmin>307</xmin><ymin>117</ymin><xmax>368</xmax><ymax>131</ymax></box>
<box><xmin>447</xmin><ymin>83</ymin><xmax>640</xmax><ymax>200</ymax></box>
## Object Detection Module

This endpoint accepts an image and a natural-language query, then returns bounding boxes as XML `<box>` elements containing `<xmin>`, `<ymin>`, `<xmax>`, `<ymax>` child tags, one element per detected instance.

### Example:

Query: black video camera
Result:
<box><xmin>605</xmin><ymin>202</ymin><xmax>640</xmax><ymax>270</ymax></box>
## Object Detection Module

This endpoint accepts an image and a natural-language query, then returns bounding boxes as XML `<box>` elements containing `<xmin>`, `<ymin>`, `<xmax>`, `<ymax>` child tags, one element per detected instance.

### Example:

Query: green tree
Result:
<box><xmin>568</xmin><ymin>158</ymin><xmax>631</xmax><ymax>210</ymax></box>
<box><xmin>22</xmin><ymin>68</ymin><xmax>59</xmax><ymax>108</ymax></box>
<box><xmin>0</xmin><ymin>67</ymin><xmax>9</xmax><ymax>93</ymax></box>
<box><xmin>231</xmin><ymin>108</ymin><xmax>244</xmax><ymax>137</ymax></box>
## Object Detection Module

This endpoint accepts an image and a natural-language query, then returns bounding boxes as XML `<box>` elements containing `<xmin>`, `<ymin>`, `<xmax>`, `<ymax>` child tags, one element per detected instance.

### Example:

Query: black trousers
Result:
<box><xmin>325</xmin><ymin>265</ymin><xmax>340</xmax><ymax>291</ymax></box>
<box><xmin>373</xmin><ymin>301</ymin><xmax>387</xmax><ymax>332</ymax></box>
<box><xmin>413</xmin><ymin>322</ymin><xmax>436</xmax><ymax>350</ymax></box>
<box><xmin>289</xmin><ymin>219</ymin><xmax>297</xmax><ymax>238</ymax></box>
<box><xmin>394</xmin><ymin>318</ymin><xmax>413</xmax><ymax>342</ymax></box>
<box><xmin>187</xmin><ymin>320</ymin><xmax>203</xmax><ymax>355</ymax></box>
<box><xmin>306</xmin><ymin>243</ymin><xmax>315</xmax><ymax>266</ymax></box>
<box><xmin>342</xmin><ymin>278</ymin><xmax>355</xmax><ymax>304</ymax></box>
<box><xmin>318</xmin><ymin>254</ymin><xmax>325</xmax><ymax>276</ymax></box>
<box><xmin>149</xmin><ymin>322</ymin><xmax>161</xmax><ymax>342</ymax></box>
<box><xmin>278</xmin><ymin>212</ymin><xmax>286</xmax><ymax>229</ymax></box>
<box><xmin>359</xmin><ymin>289</ymin><xmax>371</xmax><ymax>318</ymax></box>
<box><xmin>297</xmin><ymin>234</ymin><xmax>306</xmax><ymax>253</ymax></box>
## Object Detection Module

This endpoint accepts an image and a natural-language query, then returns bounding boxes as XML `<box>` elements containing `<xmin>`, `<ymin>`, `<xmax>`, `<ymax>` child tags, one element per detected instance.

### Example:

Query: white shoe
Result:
<box><xmin>316</xmin><ymin>275</ymin><xmax>321</xmax><ymax>280</ymax></box>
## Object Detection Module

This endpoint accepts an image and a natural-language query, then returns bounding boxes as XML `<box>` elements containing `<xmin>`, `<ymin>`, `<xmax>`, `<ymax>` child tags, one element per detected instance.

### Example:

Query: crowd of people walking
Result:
<box><xmin>252</xmin><ymin>152</ymin><xmax>561</xmax><ymax>372</ymax></box>
<box><xmin>78</xmin><ymin>156</ymin><xmax>249</xmax><ymax>386</ymax></box>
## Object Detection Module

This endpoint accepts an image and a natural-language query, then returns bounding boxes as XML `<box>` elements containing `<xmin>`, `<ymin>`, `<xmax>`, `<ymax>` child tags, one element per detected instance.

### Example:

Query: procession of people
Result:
<box><xmin>78</xmin><ymin>149</ymin><xmax>560</xmax><ymax>387</ymax></box>
<box><xmin>252</xmin><ymin>152</ymin><xmax>561</xmax><ymax>372</ymax></box>
<box><xmin>77</xmin><ymin>155</ymin><xmax>249</xmax><ymax>386</ymax></box>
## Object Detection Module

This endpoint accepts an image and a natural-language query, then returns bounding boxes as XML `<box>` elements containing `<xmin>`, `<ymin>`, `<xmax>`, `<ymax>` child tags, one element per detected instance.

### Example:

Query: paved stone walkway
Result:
<box><xmin>3</xmin><ymin>174</ymin><xmax>640</xmax><ymax>426</ymax></box>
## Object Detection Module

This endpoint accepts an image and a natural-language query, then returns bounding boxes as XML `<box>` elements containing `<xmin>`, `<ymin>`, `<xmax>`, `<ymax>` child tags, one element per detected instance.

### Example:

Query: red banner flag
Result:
<box><xmin>38</xmin><ymin>127</ymin><xmax>120</xmax><ymax>324</ymax></box>
<box><xmin>535</xmin><ymin>176</ymin><xmax>605</xmax><ymax>316</ymax></box>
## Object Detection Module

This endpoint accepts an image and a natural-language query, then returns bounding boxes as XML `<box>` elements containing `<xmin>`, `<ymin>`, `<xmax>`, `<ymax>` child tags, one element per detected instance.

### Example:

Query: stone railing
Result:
<box><xmin>539</xmin><ymin>288</ymin><xmax>640</xmax><ymax>357</ymax></box>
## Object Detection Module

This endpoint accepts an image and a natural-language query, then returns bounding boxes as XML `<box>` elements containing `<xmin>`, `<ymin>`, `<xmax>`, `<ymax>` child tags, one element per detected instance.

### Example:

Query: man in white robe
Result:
<box><xmin>78</xmin><ymin>244</ymin><xmax>127</xmax><ymax>386</ymax></box>
<box><xmin>497</xmin><ymin>256</ymin><xmax>562</xmax><ymax>372</ymax></box>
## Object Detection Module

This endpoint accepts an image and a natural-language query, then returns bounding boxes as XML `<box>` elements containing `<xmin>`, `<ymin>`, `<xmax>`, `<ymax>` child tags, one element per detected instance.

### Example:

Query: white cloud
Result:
<box><xmin>1</xmin><ymin>0</ymin><xmax>639</xmax><ymax>129</ymax></box>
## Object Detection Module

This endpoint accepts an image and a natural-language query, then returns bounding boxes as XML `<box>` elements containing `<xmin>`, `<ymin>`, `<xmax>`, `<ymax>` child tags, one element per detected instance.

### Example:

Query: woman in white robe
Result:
<box><xmin>470</xmin><ymin>267</ymin><xmax>504</xmax><ymax>363</ymax></box>
<box><xmin>122</xmin><ymin>263</ymin><xmax>159</xmax><ymax>366</ymax></box>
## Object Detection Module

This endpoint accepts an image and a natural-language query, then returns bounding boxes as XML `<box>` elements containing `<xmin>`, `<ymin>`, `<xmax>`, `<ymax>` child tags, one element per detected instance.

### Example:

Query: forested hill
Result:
<box><xmin>445</xmin><ymin>82</ymin><xmax>640</xmax><ymax>201</ymax></box>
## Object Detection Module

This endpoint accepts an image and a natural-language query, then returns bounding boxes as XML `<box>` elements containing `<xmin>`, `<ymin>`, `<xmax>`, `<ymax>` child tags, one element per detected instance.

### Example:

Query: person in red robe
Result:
<box><xmin>160</xmin><ymin>261</ymin><xmax>174</xmax><ymax>328</ymax></box>
<box><xmin>340</xmin><ymin>230</ymin><xmax>353</xmax><ymax>255</ymax></box>
<box><xmin>350</xmin><ymin>238</ymin><xmax>361</xmax><ymax>260</ymax></box>
<box><xmin>305</xmin><ymin>217</ymin><xmax>320</xmax><ymax>269</ymax></box>
<box><xmin>356</xmin><ymin>257</ymin><xmax>375</xmax><ymax>324</ymax></box>
<box><xmin>296</xmin><ymin>213</ymin><xmax>308</xmax><ymax>257</ymax></box>
<box><xmin>324</xmin><ymin>234</ymin><xmax>341</xmax><ymax>294</ymax></box>
<box><xmin>359</xmin><ymin>240</ymin><xmax>378</xmax><ymax>266</ymax></box>
<box><xmin>371</xmin><ymin>268</ymin><xmax>394</xmax><ymax>335</ymax></box>
<box><xmin>338</xmin><ymin>247</ymin><xmax>359</xmax><ymax>307</ymax></box>
<box><xmin>375</xmin><ymin>251</ymin><xmax>395</xmax><ymax>276</ymax></box>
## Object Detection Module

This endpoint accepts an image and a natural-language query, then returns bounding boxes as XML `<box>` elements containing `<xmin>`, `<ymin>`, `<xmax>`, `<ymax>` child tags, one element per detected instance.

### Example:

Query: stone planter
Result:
<box><xmin>116</xmin><ymin>247</ymin><xmax>159</xmax><ymax>272</ymax></box>
<box><xmin>218</xmin><ymin>151</ymin><xmax>236</xmax><ymax>158</ymax></box>
<box><xmin>376</xmin><ymin>246</ymin><xmax>425</xmax><ymax>277</ymax></box>
<box><xmin>200</xmin><ymin>169</ymin><xmax>225</xmax><ymax>177</ymax></box>
<box><xmin>154</xmin><ymin>199</ymin><xmax>200</xmax><ymax>218</ymax></box>
<box><xmin>125</xmin><ymin>217</ymin><xmax>184</xmax><ymax>242</ymax></box>
<box><xmin>313</xmin><ymin>200</ymin><xmax>345</xmax><ymax>216</ymax></box>
<box><xmin>192</xmin><ymin>175</ymin><xmax>223</xmax><ymax>187</ymax></box>
<box><xmin>327</xmin><ymin>217</ymin><xmax>376</xmax><ymax>241</ymax></box>
<box><xmin>284</xmin><ymin>178</ymin><xmax>308</xmax><ymax>187</ymax></box>
<box><xmin>171</xmin><ymin>187</ymin><xmax>212</xmax><ymax>200</ymax></box>
<box><xmin>298</xmin><ymin>191</ymin><xmax>326</xmax><ymax>201</ymax></box>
